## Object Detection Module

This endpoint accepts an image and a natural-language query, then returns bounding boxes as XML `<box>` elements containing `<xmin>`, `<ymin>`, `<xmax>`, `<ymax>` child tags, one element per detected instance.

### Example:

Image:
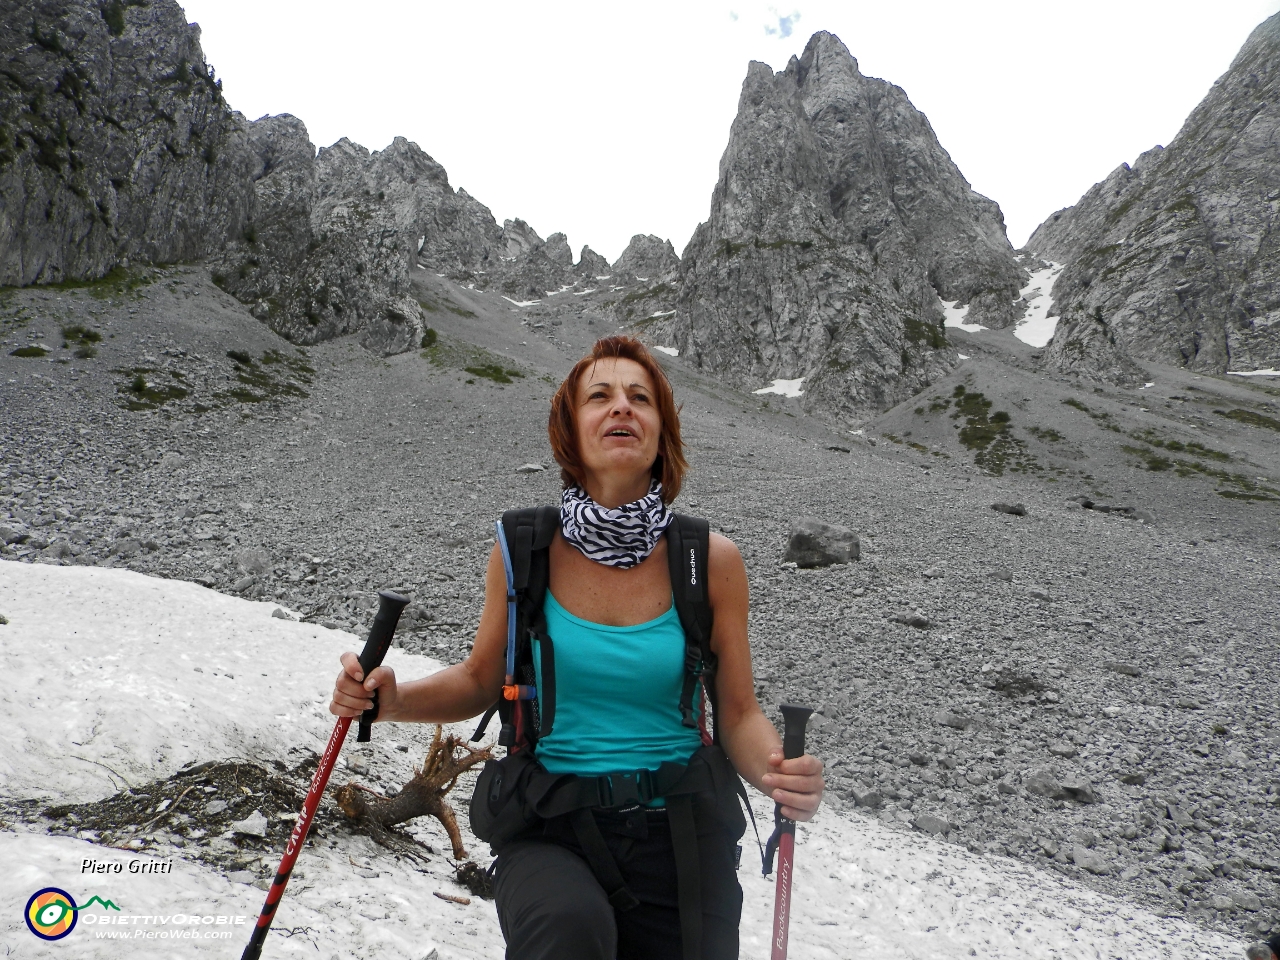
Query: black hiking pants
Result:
<box><xmin>493</xmin><ymin>807</ymin><xmax>743</xmax><ymax>960</ymax></box>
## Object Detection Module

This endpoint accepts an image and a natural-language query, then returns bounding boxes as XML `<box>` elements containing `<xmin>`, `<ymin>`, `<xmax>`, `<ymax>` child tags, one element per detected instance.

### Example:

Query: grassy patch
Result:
<box><xmin>620</xmin><ymin>283</ymin><xmax>673</xmax><ymax>305</ymax></box>
<box><xmin>116</xmin><ymin>368</ymin><xmax>189</xmax><ymax>410</ymax></box>
<box><xmin>464</xmin><ymin>363</ymin><xmax>524</xmax><ymax>385</ymax></box>
<box><xmin>1121</xmin><ymin>443</ymin><xmax>1280</xmax><ymax>500</ymax></box>
<box><xmin>1122</xmin><ymin>445</ymin><xmax>1173</xmax><ymax>471</ymax></box>
<box><xmin>928</xmin><ymin>397</ymin><xmax>950</xmax><ymax>413</ymax></box>
<box><xmin>421</xmin><ymin>328</ymin><xmax>437</xmax><ymax>348</ymax></box>
<box><xmin>423</xmin><ymin>333</ymin><xmax>524</xmax><ymax>386</ymax></box>
<box><xmin>1027</xmin><ymin>426</ymin><xmax>1063</xmax><ymax>442</ymax></box>
<box><xmin>1130</xmin><ymin>429</ymin><xmax>1229</xmax><ymax>461</ymax></box>
<box><xmin>952</xmin><ymin>385</ymin><xmax>1030</xmax><ymax>475</ymax></box>
<box><xmin>9</xmin><ymin>345</ymin><xmax>48</xmax><ymax>358</ymax></box>
<box><xmin>18</xmin><ymin>265</ymin><xmax>156</xmax><ymax>300</ymax></box>
<box><xmin>61</xmin><ymin>324</ymin><xmax>101</xmax><ymax>345</ymax></box>
<box><xmin>1216</xmin><ymin>408</ymin><xmax>1280</xmax><ymax>432</ymax></box>
<box><xmin>1060</xmin><ymin>397</ymin><xmax>1122</xmax><ymax>432</ymax></box>
<box><xmin>219</xmin><ymin>349</ymin><xmax>313</xmax><ymax>403</ymax></box>
<box><xmin>720</xmin><ymin>238</ymin><xmax>814</xmax><ymax>258</ymax></box>
<box><xmin>61</xmin><ymin>324</ymin><xmax>102</xmax><ymax>359</ymax></box>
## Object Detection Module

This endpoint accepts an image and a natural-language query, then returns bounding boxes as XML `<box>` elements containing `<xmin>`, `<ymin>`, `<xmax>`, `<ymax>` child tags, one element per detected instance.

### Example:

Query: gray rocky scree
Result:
<box><xmin>783</xmin><ymin>518</ymin><xmax>860</xmax><ymax>567</ymax></box>
<box><xmin>0</xmin><ymin>0</ymin><xmax>255</xmax><ymax>286</ymax></box>
<box><xmin>668</xmin><ymin>31</ymin><xmax>1025</xmax><ymax>419</ymax></box>
<box><xmin>1028</xmin><ymin>12</ymin><xmax>1280</xmax><ymax>377</ymax></box>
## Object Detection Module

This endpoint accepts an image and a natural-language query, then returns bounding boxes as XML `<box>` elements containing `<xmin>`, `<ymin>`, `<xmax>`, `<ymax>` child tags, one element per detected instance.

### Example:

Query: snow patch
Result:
<box><xmin>0</xmin><ymin>560</ymin><xmax>445</xmax><ymax>803</ymax></box>
<box><xmin>574</xmin><ymin>288</ymin><xmax>598</xmax><ymax>296</ymax></box>
<box><xmin>958</xmin><ymin>354</ymin><xmax>971</xmax><ymax>360</ymax></box>
<box><xmin>501</xmin><ymin>296</ymin><xmax>541</xmax><ymax>307</ymax></box>
<box><xmin>939</xmin><ymin>299</ymin><xmax>987</xmax><ymax>333</ymax></box>
<box><xmin>653</xmin><ymin>346</ymin><xmax>679</xmax><ymax>357</ymax></box>
<box><xmin>754</xmin><ymin>378</ymin><xmax>804</xmax><ymax>398</ymax></box>
<box><xmin>1228</xmin><ymin>368</ymin><xmax>1280</xmax><ymax>377</ymax></box>
<box><xmin>1013</xmin><ymin>262</ymin><xmax>1064</xmax><ymax>347</ymax></box>
<box><xmin>648</xmin><ymin>310</ymin><xmax>675</xmax><ymax>319</ymax></box>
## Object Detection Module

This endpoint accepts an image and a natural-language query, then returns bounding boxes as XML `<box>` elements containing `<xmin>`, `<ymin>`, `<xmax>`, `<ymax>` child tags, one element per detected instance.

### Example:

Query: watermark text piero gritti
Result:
<box><xmin>83</xmin><ymin>857</ymin><xmax>174</xmax><ymax>874</ymax></box>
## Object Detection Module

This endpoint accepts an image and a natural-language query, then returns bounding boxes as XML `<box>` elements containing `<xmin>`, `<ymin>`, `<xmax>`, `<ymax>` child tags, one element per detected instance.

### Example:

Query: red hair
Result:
<box><xmin>548</xmin><ymin>336</ymin><xmax>687</xmax><ymax>503</ymax></box>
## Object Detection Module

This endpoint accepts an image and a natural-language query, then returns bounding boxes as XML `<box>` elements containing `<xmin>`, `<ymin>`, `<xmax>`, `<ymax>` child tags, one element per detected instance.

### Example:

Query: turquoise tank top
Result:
<box><xmin>532</xmin><ymin>591</ymin><xmax>703</xmax><ymax>778</ymax></box>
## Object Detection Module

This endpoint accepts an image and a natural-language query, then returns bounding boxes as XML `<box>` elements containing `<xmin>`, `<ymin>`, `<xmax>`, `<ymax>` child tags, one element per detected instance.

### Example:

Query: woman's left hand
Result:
<box><xmin>762</xmin><ymin>751</ymin><xmax>825</xmax><ymax>821</ymax></box>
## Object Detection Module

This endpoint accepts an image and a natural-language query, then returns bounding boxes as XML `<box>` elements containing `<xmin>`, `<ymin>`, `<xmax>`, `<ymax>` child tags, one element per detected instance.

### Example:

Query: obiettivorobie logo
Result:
<box><xmin>24</xmin><ymin>887</ymin><xmax>120</xmax><ymax>940</ymax></box>
<box><xmin>25</xmin><ymin>886</ymin><xmax>247</xmax><ymax>942</ymax></box>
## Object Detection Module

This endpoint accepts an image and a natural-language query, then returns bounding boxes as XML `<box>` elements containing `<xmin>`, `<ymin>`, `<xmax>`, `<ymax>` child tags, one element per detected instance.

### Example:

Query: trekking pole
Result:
<box><xmin>764</xmin><ymin>703</ymin><xmax>813</xmax><ymax>960</ymax></box>
<box><xmin>241</xmin><ymin>590</ymin><xmax>410</xmax><ymax>960</ymax></box>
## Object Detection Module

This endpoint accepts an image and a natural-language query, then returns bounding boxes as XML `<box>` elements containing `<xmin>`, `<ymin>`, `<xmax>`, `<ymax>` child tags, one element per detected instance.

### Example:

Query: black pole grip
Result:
<box><xmin>779</xmin><ymin>704</ymin><xmax>813</xmax><ymax>761</ymax></box>
<box><xmin>356</xmin><ymin>590</ymin><xmax>410</xmax><ymax>742</ymax></box>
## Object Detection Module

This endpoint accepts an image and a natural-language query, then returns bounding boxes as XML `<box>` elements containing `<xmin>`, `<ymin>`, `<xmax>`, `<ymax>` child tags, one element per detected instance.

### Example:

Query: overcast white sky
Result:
<box><xmin>182</xmin><ymin>0</ymin><xmax>1279</xmax><ymax>263</ymax></box>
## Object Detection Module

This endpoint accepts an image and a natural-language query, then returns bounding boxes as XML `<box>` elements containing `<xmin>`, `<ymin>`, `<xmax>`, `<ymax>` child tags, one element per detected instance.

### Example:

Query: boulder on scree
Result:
<box><xmin>783</xmin><ymin>519</ymin><xmax>860</xmax><ymax>568</ymax></box>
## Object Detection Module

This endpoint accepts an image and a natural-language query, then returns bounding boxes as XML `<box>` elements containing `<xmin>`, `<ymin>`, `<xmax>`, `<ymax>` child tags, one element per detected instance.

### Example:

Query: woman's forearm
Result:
<box><xmin>720</xmin><ymin>706</ymin><xmax>783</xmax><ymax>795</ymax></box>
<box><xmin>381</xmin><ymin>660</ymin><xmax>498</xmax><ymax>725</ymax></box>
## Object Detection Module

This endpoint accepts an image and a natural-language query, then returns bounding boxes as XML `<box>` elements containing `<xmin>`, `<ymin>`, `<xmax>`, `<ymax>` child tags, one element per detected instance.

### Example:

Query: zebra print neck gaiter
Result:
<box><xmin>560</xmin><ymin>480</ymin><xmax>674</xmax><ymax>568</ymax></box>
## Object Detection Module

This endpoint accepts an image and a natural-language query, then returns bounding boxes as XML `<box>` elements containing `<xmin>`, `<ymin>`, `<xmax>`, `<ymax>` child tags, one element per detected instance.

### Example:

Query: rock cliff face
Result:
<box><xmin>1027</xmin><ymin>13</ymin><xmax>1280</xmax><ymax>375</ymax></box>
<box><xmin>671</xmin><ymin>32</ymin><xmax>1023</xmax><ymax>417</ymax></box>
<box><xmin>0</xmin><ymin>0</ymin><xmax>254</xmax><ymax>286</ymax></box>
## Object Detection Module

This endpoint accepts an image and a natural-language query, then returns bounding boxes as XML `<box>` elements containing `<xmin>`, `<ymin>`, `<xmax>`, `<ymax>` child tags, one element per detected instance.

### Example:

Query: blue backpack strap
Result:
<box><xmin>666</xmin><ymin>514</ymin><xmax>716</xmax><ymax>739</ymax></box>
<box><xmin>471</xmin><ymin>506</ymin><xmax>559</xmax><ymax>748</ymax></box>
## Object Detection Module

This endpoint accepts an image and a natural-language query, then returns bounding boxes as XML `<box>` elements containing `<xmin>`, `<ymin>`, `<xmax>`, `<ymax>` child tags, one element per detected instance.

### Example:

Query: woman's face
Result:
<box><xmin>575</xmin><ymin>357</ymin><xmax>662</xmax><ymax>483</ymax></box>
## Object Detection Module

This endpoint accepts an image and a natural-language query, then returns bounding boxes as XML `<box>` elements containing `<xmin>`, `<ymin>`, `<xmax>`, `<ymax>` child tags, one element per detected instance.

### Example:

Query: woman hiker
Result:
<box><xmin>330</xmin><ymin>335</ymin><xmax>825</xmax><ymax>959</ymax></box>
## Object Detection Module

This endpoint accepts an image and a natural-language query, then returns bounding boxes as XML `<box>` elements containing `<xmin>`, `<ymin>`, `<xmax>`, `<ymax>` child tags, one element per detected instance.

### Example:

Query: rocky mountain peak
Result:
<box><xmin>669</xmin><ymin>30</ymin><xmax>1022</xmax><ymax>418</ymax></box>
<box><xmin>575</xmin><ymin>245</ymin><xmax>611</xmax><ymax>276</ymax></box>
<box><xmin>542</xmin><ymin>232</ymin><xmax>573</xmax><ymax>266</ymax></box>
<box><xmin>612</xmin><ymin>235</ymin><xmax>679</xmax><ymax>280</ymax></box>
<box><xmin>501</xmin><ymin>219</ymin><xmax>543</xmax><ymax>259</ymax></box>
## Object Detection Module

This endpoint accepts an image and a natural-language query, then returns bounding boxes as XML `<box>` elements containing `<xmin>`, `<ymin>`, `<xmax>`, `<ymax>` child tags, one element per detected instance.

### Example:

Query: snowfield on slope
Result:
<box><xmin>0</xmin><ymin>561</ymin><xmax>1245</xmax><ymax>959</ymax></box>
<box><xmin>1015</xmin><ymin>263</ymin><xmax>1065</xmax><ymax>348</ymax></box>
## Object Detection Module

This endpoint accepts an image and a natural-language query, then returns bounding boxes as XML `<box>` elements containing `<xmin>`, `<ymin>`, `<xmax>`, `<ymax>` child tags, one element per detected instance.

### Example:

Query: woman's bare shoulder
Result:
<box><xmin>707</xmin><ymin>531</ymin><xmax>746</xmax><ymax>583</ymax></box>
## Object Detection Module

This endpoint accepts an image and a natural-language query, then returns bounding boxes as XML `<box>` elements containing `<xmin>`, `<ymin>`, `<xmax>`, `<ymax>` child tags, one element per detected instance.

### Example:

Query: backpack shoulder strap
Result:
<box><xmin>501</xmin><ymin>506</ymin><xmax>558</xmax><ymax>593</ymax></box>
<box><xmin>666</xmin><ymin>514</ymin><xmax>716</xmax><ymax>738</ymax></box>
<box><xmin>481</xmin><ymin>506</ymin><xmax>560</xmax><ymax>748</ymax></box>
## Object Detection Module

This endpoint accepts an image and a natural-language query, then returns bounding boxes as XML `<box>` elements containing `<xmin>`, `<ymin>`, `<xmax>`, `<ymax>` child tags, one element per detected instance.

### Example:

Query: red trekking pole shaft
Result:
<box><xmin>770</xmin><ymin>704</ymin><xmax>813</xmax><ymax>960</ymax></box>
<box><xmin>241</xmin><ymin>590</ymin><xmax>409</xmax><ymax>960</ymax></box>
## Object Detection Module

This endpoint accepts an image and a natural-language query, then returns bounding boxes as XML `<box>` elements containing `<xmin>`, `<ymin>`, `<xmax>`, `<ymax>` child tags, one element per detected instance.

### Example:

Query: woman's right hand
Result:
<box><xmin>329</xmin><ymin>651</ymin><xmax>399</xmax><ymax>721</ymax></box>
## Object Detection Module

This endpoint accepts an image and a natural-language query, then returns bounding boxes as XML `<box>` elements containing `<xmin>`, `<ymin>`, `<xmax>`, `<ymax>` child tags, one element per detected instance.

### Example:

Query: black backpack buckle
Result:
<box><xmin>595</xmin><ymin>769</ymin><xmax>653</xmax><ymax>808</ymax></box>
